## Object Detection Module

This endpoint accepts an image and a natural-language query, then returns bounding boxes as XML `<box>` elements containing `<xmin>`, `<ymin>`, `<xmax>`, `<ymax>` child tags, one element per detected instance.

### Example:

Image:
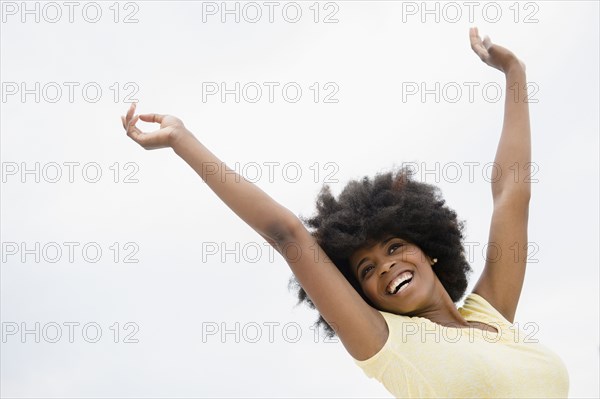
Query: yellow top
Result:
<box><xmin>353</xmin><ymin>293</ymin><xmax>569</xmax><ymax>398</ymax></box>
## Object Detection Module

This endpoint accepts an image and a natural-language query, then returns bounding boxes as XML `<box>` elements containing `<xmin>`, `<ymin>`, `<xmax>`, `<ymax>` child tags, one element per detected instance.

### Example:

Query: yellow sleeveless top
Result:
<box><xmin>353</xmin><ymin>293</ymin><xmax>569</xmax><ymax>398</ymax></box>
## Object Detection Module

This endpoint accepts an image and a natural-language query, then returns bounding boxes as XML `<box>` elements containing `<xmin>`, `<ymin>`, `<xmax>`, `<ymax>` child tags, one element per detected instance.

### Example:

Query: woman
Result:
<box><xmin>121</xmin><ymin>27</ymin><xmax>569</xmax><ymax>398</ymax></box>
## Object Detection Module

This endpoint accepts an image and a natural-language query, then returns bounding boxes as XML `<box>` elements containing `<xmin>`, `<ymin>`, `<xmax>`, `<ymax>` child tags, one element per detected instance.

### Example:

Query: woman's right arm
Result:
<box><xmin>276</xmin><ymin>221</ymin><xmax>389</xmax><ymax>360</ymax></box>
<box><xmin>122</xmin><ymin>102</ymin><xmax>296</xmax><ymax>241</ymax></box>
<box><xmin>121</xmin><ymin>104</ymin><xmax>388</xmax><ymax>360</ymax></box>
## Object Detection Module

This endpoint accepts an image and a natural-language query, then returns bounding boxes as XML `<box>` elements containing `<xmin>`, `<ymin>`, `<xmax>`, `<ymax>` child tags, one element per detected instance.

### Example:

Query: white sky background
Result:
<box><xmin>1</xmin><ymin>0</ymin><xmax>598</xmax><ymax>397</ymax></box>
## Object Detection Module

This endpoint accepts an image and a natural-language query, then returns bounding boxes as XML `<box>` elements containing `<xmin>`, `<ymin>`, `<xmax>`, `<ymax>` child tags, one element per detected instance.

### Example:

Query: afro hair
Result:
<box><xmin>287</xmin><ymin>165</ymin><xmax>473</xmax><ymax>338</ymax></box>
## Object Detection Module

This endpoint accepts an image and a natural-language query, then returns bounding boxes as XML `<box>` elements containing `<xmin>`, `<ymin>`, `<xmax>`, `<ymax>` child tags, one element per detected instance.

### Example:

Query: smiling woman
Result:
<box><xmin>287</xmin><ymin>167</ymin><xmax>569</xmax><ymax>397</ymax></box>
<box><xmin>121</xmin><ymin>27</ymin><xmax>569</xmax><ymax>398</ymax></box>
<box><xmin>289</xmin><ymin>169</ymin><xmax>472</xmax><ymax>329</ymax></box>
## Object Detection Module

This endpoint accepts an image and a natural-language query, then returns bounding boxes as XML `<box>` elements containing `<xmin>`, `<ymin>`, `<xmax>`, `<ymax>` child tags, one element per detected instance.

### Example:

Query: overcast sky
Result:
<box><xmin>1</xmin><ymin>1</ymin><xmax>598</xmax><ymax>398</ymax></box>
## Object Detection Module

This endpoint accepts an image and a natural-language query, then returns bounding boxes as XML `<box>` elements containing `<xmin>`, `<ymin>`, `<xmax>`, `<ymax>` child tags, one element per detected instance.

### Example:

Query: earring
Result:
<box><xmin>432</xmin><ymin>258</ymin><xmax>438</xmax><ymax>265</ymax></box>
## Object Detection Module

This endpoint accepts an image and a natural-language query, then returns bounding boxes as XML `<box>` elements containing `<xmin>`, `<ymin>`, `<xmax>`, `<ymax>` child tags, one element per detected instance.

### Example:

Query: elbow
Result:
<box><xmin>493</xmin><ymin>186</ymin><xmax>531</xmax><ymax>209</ymax></box>
<box><xmin>492</xmin><ymin>178</ymin><xmax>531</xmax><ymax>205</ymax></box>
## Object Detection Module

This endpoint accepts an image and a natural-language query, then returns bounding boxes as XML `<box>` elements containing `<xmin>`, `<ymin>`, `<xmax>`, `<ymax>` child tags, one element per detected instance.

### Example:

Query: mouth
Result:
<box><xmin>385</xmin><ymin>270</ymin><xmax>414</xmax><ymax>296</ymax></box>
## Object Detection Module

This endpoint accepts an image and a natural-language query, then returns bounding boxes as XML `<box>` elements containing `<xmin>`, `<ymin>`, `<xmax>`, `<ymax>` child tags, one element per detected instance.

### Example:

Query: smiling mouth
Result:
<box><xmin>386</xmin><ymin>271</ymin><xmax>414</xmax><ymax>295</ymax></box>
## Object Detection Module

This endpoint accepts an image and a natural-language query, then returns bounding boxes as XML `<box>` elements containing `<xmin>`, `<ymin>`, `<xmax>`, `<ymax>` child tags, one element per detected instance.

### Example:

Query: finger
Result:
<box><xmin>128</xmin><ymin>115</ymin><xmax>167</xmax><ymax>138</ymax></box>
<box><xmin>482</xmin><ymin>35</ymin><xmax>492</xmax><ymax>50</ymax></box>
<box><xmin>477</xmin><ymin>44</ymin><xmax>490</xmax><ymax>60</ymax></box>
<box><xmin>470</xmin><ymin>35</ymin><xmax>489</xmax><ymax>60</ymax></box>
<box><xmin>126</xmin><ymin>115</ymin><xmax>146</xmax><ymax>142</ymax></box>
<box><xmin>471</xmin><ymin>42</ymin><xmax>489</xmax><ymax>60</ymax></box>
<box><xmin>129</xmin><ymin>127</ymin><xmax>170</xmax><ymax>148</ymax></box>
<box><xmin>138</xmin><ymin>113</ymin><xmax>165</xmax><ymax>124</ymax></box>
<box><xmin>128</xmin><ymin>114</ymin><xmax>139</xmax><ymax>130</ymax></box>
<box><xmin>121</xmin><ymin>115</ymin><xmax>132</xmax><ymax>131</ymax></box>
<box><xmin>126</xmin><ymin>115</ymin><xmax>140</xmax><ymax>137</ymax></box>
<box><xmin>125</xmin><ymin>102</ymin><xmax>137</xmax><ymax>126</ymax></box>
<box><xmin>469</xmin><ymin>29</ymin><xmax>487</xmax><ymax>58</ymax></box>
<box><xmin>469</xmin><ymin>26</ymin><xmax>481</xmax><ymax>49</ymax></box>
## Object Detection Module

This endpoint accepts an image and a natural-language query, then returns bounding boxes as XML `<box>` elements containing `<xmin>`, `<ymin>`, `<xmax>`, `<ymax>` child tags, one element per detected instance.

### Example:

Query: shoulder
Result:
<box><xmin>349</xmin><ymin>310</ymin><xmax>391</xmax><ymax>363</ymax></box>
<box><xmin>352</xmin><ymin>310</ymin><xmax>393</xmax><ymax>366</ymax></box>
<box><xmin>460</xmin><ymin>292</ymin><xmax>513</xmax><ymax>326</ymax></box>
<box><xmin>352</xmin><ymin>309</ymin><xmax>427</xmax><ymax>365</ymax></box>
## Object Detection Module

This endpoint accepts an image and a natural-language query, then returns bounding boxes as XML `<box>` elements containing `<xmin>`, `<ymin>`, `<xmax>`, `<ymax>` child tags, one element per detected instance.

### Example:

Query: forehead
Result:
<box><xmin>349</xmin><ymin>234</ymin><xmax>397</xmax><ymax>262</ymax></box>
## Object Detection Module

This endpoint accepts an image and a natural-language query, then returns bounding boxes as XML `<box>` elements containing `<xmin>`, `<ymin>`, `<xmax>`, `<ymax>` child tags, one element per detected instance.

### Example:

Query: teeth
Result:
<box><xmin>387</xmin><ymin>271</ymin><xmax>413</xmax><ymax>294</ymax></box>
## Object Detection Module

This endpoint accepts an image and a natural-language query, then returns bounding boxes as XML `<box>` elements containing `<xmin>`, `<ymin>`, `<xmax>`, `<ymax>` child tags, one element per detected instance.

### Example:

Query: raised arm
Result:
<box><xmin>121</xmin><ymin>105</ymin><xmax>387</xmax><ymax>360</ymax></box>
<box><xmin>121</xmin><ymin>103</ymin><xmax>295</xmax><ymax>242</ymax></box>
<box><xmin>469</xmin><ymin>27</ymin><xmax>531</xmax><ymax>322</ymax></box>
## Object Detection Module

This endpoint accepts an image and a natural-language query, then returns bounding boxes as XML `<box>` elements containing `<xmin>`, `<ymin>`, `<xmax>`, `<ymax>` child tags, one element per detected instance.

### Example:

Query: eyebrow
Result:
<box><xmin>355</xmin><ymin>236</ymin><xmax>396</xmax><ymax>276</ymax></box>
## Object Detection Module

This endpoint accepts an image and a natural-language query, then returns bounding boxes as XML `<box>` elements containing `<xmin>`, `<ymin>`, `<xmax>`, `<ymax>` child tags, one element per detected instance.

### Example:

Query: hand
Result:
<box><xmin>469</xmin><ymin>27</ymin><xmax>526</xmax><ymax>74</ymax></box>
<box><xmin>121</xmin><ymin>103</ymin><xmax>189</xmax><ymax>150</ymax></box>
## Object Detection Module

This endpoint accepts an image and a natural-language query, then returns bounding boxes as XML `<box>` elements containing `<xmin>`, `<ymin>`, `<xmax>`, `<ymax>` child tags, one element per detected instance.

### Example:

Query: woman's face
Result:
<box><xmin>348</xmin><ymin>235</ymin><xmax>438</xmax><ymax>316</ymax></box>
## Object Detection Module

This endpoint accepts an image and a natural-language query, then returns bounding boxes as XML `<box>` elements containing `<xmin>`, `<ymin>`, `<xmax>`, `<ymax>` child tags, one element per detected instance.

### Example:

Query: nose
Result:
<box><xmin>378</xmin><ymin>260</ymin><xmax>396</xmax><ymax>276</ymax></box>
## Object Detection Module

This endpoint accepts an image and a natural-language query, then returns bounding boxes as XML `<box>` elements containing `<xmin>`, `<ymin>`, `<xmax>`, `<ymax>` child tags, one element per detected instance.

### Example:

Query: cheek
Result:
<box><xmin>363</xmin><ymin>280</ymin><xmax>379</xmax><ymax>298</ymax></box>
<box><xmin>406</xmin><ymin>248</ymin><xmax>425</xmax><ymax>262</ymax></box>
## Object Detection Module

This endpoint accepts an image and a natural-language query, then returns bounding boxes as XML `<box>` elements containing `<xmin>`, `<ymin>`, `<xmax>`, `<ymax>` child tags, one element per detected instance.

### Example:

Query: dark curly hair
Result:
<box><xmin>287</xmin><ymin>165</ymin><xmax>473</xmax><ymax>338</ymax></box>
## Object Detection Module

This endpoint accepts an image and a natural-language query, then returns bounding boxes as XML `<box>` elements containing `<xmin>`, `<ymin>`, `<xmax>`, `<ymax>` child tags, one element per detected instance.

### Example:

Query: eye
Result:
<box><xmin>361</xmin><ymin>265</ymin><xmax>374</xmax><ymax>278</ymax></box>
<box><xmin>388</xmin><ymin>242</ymin><xmax>403</xmax><ymax>254</ymax></box>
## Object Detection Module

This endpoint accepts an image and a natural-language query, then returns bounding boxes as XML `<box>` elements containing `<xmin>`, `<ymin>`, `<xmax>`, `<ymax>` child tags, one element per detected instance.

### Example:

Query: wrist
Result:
<box><xmin>169</xmin><ymin>127</ymin><xmax>194</xmax><ymax>152</ymax></box>
<box><xmin>504</xmin><ymin>58</ymin><xmax>526</xmax><ymax>75</ymax></box>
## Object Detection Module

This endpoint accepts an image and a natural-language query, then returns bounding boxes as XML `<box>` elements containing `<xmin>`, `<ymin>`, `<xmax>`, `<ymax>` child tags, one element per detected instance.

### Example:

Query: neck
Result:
<box><xmin>413</xmin><ymin>279</ymin><xmax>470</xmax><ymax>328</ymax></box>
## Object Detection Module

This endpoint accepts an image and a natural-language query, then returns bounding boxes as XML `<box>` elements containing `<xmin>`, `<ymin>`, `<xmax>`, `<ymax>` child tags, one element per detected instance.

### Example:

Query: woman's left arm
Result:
<box><xmin>469</xmin><ymin>27</ymin><xmax>531</xmax><ymax>323</ymax></box>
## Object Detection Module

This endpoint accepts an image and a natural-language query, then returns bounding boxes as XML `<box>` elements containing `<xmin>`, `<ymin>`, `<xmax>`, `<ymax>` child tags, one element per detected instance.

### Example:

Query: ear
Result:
<box><xmin>427</xmin><ymin>256</ymin><xmax>438</xmax><ymax>266</ymax></box>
